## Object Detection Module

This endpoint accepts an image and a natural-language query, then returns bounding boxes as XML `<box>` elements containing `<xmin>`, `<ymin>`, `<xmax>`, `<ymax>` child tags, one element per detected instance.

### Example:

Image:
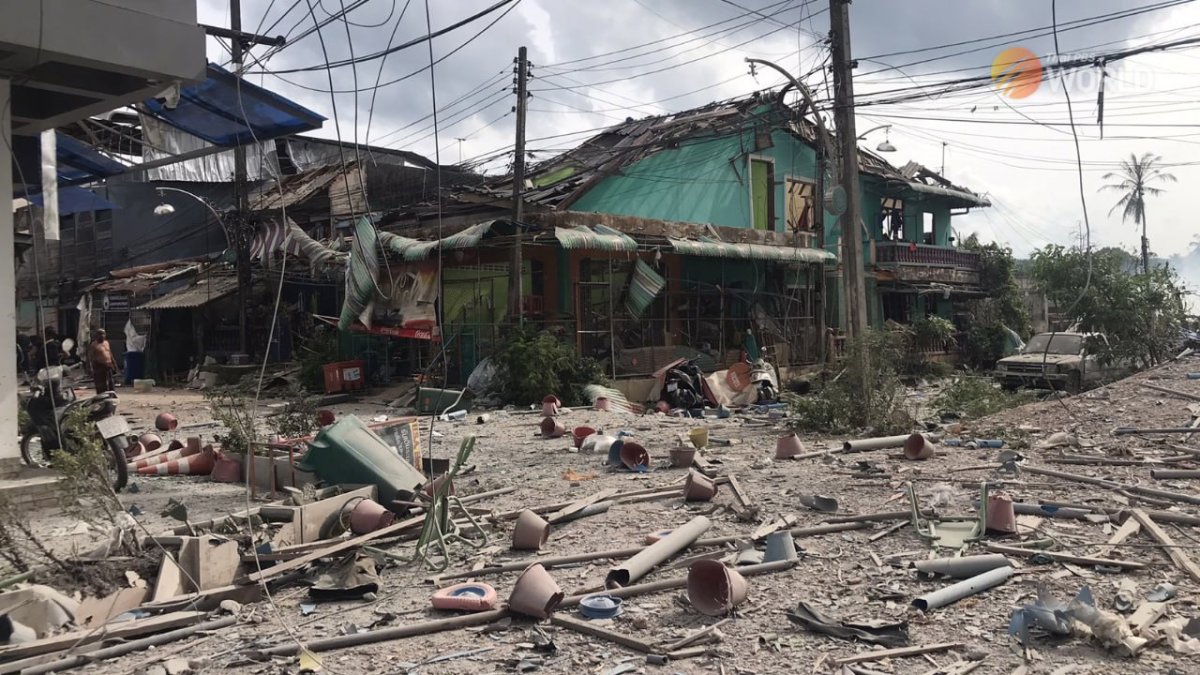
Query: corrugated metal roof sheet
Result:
<box><xmin>138</xmin><ymin>276</ymin><xmax>239</xmax><ymax>310</ymax></box>
<box><xmin>554</xmin><ymin>224</ymin><xmax>638</xmax><ymax>252</ymax></box>
<box><xmin>249</xmin><ymin>162</ymin><xmax>359</xmax><ymax>212</ymax></box>
<box><xmin>668</xmin><ymin>237</ymin><xmax>835</xmax><ymax>264</ymax></box>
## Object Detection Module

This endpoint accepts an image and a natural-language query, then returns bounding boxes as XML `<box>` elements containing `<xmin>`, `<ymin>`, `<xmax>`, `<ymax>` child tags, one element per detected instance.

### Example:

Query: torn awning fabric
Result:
<box><xmin>555</xmin><ymin>224</ymin><xmax>638</xmax><ymax>252</ymax></box>
<box><xmin>668</xmin><ymin>237</ymin><xmax>835</xmax><ymax>264</ymax></box>
<box><xmin>141</xmin><ymin>63</ymin><xmax>325</xmax><ymax>146</ymax></box>
<box><xmin>340</xmin><ymin>217</ymin><xmax>379</xmax><ymax>329</ymax></box>
<box><xmin>377</xmin><ymin>220</ymin><xmax>500</xmax><ymax>261</ymax></box>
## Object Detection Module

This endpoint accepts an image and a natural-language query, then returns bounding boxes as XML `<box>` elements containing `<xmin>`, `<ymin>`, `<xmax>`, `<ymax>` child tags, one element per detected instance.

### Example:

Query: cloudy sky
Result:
<box><xmin>196</xmin><ymin>0</ymin><xmax>1200</xmax><ymax>264</ymax></box>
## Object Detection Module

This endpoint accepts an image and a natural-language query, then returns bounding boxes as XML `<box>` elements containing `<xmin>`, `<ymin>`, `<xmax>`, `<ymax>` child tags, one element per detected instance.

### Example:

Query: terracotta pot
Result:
<box><xmin>542</xmin><ymin>394</ymin><xmax>562</xmax><ymax>407</ymax></box>
<box><xmin>138</xmin><ymin>433</ymin><xmax>163</xmax><ymax>452</ymax></box>
<box><xmin>512</xmin><ymin>509</ymin><xmax>551</xmax><ymax>550</ymax></box>
<box><xmin>154</xmin><ymin>412</ymin><xmax>178</xmax><ymax>432</ymax></box>
<box><xmin>903</xmin><ymin>433</ymin><xmax>936</xmax><ymax>460</ymax></box>
<box><xmin>688</xmin><ymin>427</ymin><xmax>709</xmax><ymax>450</ymax></box>
<box><xmin>542</xmin><ymin>402</ymin><xmax>560</xmax><ymax>417</ymax></box>
<box><xmin>508</xmin><ymin>563</ymin><xmax>563</xmax><ymax>619</ymax></box>
<box><xmin>986</xmin><ymin>492</ymin><xmax>1017</xmax><ymax>534</ymax></box>
<box><xmin>124</xmin><ymin>440</ymin><xmax>147</xmax><ymax>460</ymax></box>
<box><xmin>687</xmin><ymin>560</ymin><xmax>748</xmax><ymax>616</ymax></box>
<box><xmin>209</xmin><ymin>451</ymin><xmax>242</xmax><ymax>483</ymax></box>
<box><xmin>316</xmin><ymin>409</ymin><xmax>336</xmax><ymax>426</ymax></box>
<box><xmin>775</xmin><ymin>433</ymin><xmax>805</xmax><ymax>460</ymax></box>
<box><xmin>655</xmin><ymin>401</ymin><xmax>671</xmax><ymax>414</ymax></box>
<box><xmin>669</xmin><ymin>446</ymin><xmax>696</xmax><ymax>468</ymax></box>
<box><xmin>618</xmin><ymin>441</ymin><xmax>650</xmax><ymax>470</ymax></box>
<box><xmin>594</xmin><ymin>396</ymin><xmax>610</xmax><ymax>411</ymax></box>
<box><xmin>348</xmin><ymin>498</ymin><xmax>396</xmax><ymax>534</ymax></box>
<box><xmin>166</xmin><ymin>438</ymin><xmax>184</xmax><ymax>452</ymax></box>
<box><xmin>431</xmin><ymin>582</ymin><xmax>498</xmax><ymax>612</ymax></box>
<box><xmin>571</xmin><ymin>426</ymin><xmax>596</xmax><ymax>450</ymax></box>
<box><xmin>540</xmin><ymin>416</ymin><xmax>566</xmax><ymax>439</ymax></box>
<box><xmin>683</xmin><ymin>470</ymin><xmax>717</xmax><ymax>502</ymax></box>
<box><xmin>185</xmin><ymin>436</ymin><xmax>202</xmax><ymax>454</ymax></box>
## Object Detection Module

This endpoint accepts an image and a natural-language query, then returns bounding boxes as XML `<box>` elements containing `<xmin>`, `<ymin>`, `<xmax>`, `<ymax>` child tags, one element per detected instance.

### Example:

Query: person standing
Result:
<box><xmin>88</xmin><ymin>328</ymin><xmax>117</xmax><ymax>394</ymax></box>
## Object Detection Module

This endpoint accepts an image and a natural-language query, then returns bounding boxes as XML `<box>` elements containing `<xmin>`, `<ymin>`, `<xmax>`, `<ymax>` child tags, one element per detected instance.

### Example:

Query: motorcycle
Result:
<box><xmin>661</xmin><ymin>357</ymin><xmax>716</xmax><ymax>413</ymax></box>
<box><xmin>748</xmin><ymin>356</ymin><xmax>779</xmax><ymax>403</ymax></box>
<box><xmin>20</xmin><ymin>367</ymin><xmax>130</xmax><ymax>491</ymax></box>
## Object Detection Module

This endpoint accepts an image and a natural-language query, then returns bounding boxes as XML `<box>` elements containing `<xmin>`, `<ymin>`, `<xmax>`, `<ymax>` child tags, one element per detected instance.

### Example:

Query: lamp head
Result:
<box><xmin>154</xmin><ymin>202</ymin><xmax>175</xmax><ymax>216</ymax></box>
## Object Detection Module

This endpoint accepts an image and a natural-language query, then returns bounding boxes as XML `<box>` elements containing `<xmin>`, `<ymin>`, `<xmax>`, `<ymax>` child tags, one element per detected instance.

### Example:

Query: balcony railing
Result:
<box><xmin>875</xmin><ymin>242</ymin><xmax>980</xmax><ymax>269</ymax></box>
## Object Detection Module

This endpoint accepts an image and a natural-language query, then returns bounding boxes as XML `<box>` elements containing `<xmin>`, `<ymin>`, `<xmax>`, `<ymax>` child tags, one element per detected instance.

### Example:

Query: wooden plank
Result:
<box><xmin>76</xmin><ymin>587</ymin><xmax>149</xmax><ymax>628</ymax></box>
<box><xmin>1127</xmin><ymin>601</ymin><xmax>1168</xmax><ymax>634</ymax></box>
<box><xmin>152</xmin><ymin>553</ymin><xmax>186</xmax><ymax>603</ymax></box>
<box><xmin>138</xmin><ymin>584</ymin><xmax>262</xmax><ymax>614</ymax></box>
<box><xmin>550</xmin><ymin>615</ymin><xmax>656</xmax><ymax>653</ymax></box>
<box><xmin>1098</xmin><ymin>519</ymin><xmax>1140</xmax><ymax>558</ymax></box>
<box><xmin>1129</xmin><ymin>509</ymin><xmax>1200</xmax><ymax>583</ymax></box>
<box><xmin>834</xmin><ymin>642</ymin><xmax>963</xmax><ymax>666</ymax></box>
<box><xmin>180</xmin><ymin>535</ymin><xmax>241</xmax><ymax>591</ymax></box>
<box><xmin>547</xmin><ymin>488</ymin><xmax>619</xmax><ymax>524</ymax></box>
<box><xmin>0</xmin><ymin>611</ymin><xmax>204</xmax><ymax>663</ymax></box>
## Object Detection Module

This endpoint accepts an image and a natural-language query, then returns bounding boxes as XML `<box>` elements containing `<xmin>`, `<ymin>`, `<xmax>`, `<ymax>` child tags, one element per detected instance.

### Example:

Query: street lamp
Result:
<box><xmin>152</xmin><ymin>186</ymin><xmax>249</xmax><ymax>355</ymax></box>
<box><xmin>857</xmin><ymin>124</ymin><xmax>896</xmax><ymax>152</ymax></box>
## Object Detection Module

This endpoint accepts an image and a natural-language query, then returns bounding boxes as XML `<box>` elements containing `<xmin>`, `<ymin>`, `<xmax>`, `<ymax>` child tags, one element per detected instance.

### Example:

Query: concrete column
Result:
<box><xmin>0</xmin><ymin>77</ymin><xmax>21</xmax><ymax>473</ymax></box>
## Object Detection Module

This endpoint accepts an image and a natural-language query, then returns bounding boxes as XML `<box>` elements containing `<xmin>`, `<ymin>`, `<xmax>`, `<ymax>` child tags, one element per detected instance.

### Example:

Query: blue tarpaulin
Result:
<box><xmin>29</xmin><ymin>187</ymin><xmax>118</xmax><ymax>215</ymax></box>
<box><xmin>142</xmin><ymin>63</ymin><xmax>325</xmax><ymax>147</ymax></box>
<box><xmin>10</xmin><ymin>133</ymin><xmax>128</xmax><ymax>193</ymax></box>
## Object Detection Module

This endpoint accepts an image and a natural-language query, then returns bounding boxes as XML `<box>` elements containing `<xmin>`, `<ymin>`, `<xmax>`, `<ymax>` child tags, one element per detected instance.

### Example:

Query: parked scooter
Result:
<box><xmin>748</xmin><ymin>355</ymin><xmax>779</xmax><ymax>403</ymax></box>
<box><xmin>662</xmin><ymin>357</ymin><xmax>715</xmax><ymax>413</ymax></box>
<box><xmin>20</xmin><ymin>367</ymin><xmax>130</xmax><ymax>491</ymax></box>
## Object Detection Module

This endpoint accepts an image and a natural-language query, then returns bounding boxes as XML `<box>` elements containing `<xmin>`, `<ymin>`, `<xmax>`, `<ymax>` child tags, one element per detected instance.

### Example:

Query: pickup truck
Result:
<box><xmin>993</xmin><ymin>332</ymin><xmax>1128</xmax><ymax>393</ymax></box>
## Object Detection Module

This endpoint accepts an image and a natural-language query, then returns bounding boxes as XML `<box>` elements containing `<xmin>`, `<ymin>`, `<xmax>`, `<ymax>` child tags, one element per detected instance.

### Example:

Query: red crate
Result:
<box><xmin>322</xmin><ymin>360</ymin><xmax>366</xmax><ymax>394</ymax></box>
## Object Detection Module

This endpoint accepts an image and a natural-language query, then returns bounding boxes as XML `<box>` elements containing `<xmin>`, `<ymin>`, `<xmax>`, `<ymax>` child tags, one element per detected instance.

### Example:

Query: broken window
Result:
<box><xmin>923</xmin><ymin>212</ymin><xmax>935</xmax><ymax>245</ymax></box>
<box><xmin>750</xmin><ymin>158</ymin><xmax>774</xmax><ymax>231</ymax></box>
<box><xmin>785</xmin><ymin>178</ymin><xmax>815</xmax><ymax>233</ymax></box>
<box><xmin>880</xmin><ymin>197</ymin><xmax>904</xmax><ymax>241</ymax></box>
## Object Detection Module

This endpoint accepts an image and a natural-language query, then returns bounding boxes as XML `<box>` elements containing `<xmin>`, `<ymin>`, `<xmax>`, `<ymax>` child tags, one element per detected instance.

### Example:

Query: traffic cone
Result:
<box><xmin>128</xmin><ymin>445</ymin><xmax>197</xmax><ymax>472</ymax></box>
<box><xmin>137</xmin><ymin>448</ymin><xmax>216</xmax><ymax>476</ymax></box>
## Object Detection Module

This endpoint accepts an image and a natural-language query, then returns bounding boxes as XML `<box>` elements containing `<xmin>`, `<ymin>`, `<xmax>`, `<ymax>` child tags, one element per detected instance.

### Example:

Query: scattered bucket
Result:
<box><xmin>316</xmin><ymin>409</ymin><xmax>336</xmax><ymax>426</ymax></box>
<box><xmin>683</xmin><ymin>470</ymin><xmax>717</xmax><ymax>502</ymax></box>
<box><xmin>618</xmin><ymin>441</ymin><xmax>650</xmax><ymax>470</ymax></box>
<box><xmin>154</xmin><ymin>413</ymin><xmax>178</xmax><ymax>432</ymax></box>
<box><xmin>594</xmin><ymin>396</ymin><xmax>610</xmax><ymax>412</ymax></box>
<box><xmin>540</xmin><ymin>417</ymin><xmax>566</xmax><ymax>439</ymax></box>
<box><xmin>687</xmin><ymin>560</ymin><xmax>748</xmax><ymax>616</ymax></box>
<box><xmin>764</xmin><ymin>531</ymin><xmax>798</xmax><ymax>563</ymax></box>
<box><xmin>669</xmin><ymin>446</ymin><xmax>696</xmax><ymax>468</ymax></box>
<box><xmin>775</xmin><ymin>433</ymin><xmax>805</xmax><ymax>460</ymax></box>
<box><xmin>986</xmin><ymin>491</ymin><xmax>1017</xmax><ymax>534</ymax></box>
<box><xmin>572</xmin><ymin>426</ymin><xmax>596</xmax><ymax>450</ymax></box>
<box><xmin>431</xmin><ymin>582</ymin><xmax>499</xmax><ymax>612</ymax></box>
<box><xmin>903</xmin><ymin>433</ymin><xmax>936</xmax><ymax>460</ymax></box>
<box><xmin>508</xmin><ymin>563</ymin><xmax>564</xmax><ymax>620</ymax></box>
<box><xmin>348</xmin><ymin>498</ymin><xmax>395</xmax><ymax>534</ymax></box>
<box><xmin>542</xmin><ymin>395</ymin><xmax>561</xmax><ymax>417</ymax></box>
<box><xmin>138</xmin><ymin>433</ymin><xmax>163</xmax><ymax>452</ymax></box>
<box><xmin>688</xmin><ymin>427</ymin><xmax>709</xmax><ymax>450</ymax></box>
<box><xmin>512</xmin><ymin>509</ymin><xmax>551</xmax><ymax>550</ymax></box>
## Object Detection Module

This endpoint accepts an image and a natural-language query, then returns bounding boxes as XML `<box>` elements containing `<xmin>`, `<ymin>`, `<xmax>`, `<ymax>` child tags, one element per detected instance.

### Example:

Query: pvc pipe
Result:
<box><xmin>913</xmin><ymin>554</ymin><xmax>1011</xmax><ymax>579</ymax></box>
<box><xmin>606</xmin><ymin>516</ymin><xmax>712</xmax><ymax>588</ymax></box>
<box><xmin>566</xmin><ymin>560</ymin><xmax>797</xmax><ymax>607</ymax></box>
<box><xmin>1022</xmin><ymin>465</ymin><xmax>1200</xmax><ymax>506</ymax></box>
<box><xmin>842</xmin><ymin>435</ymin><xmax>910</xmax><ymax>452</ymax></box>
<box><xmin>257</xmin><ymin>610</ymin><xmax>508</xmax><ymax>657</ymax></box>
<box><xmin>911</xmin><ymin>565</ymin><xmax>1014</xmax><ymax>611</ymax></box>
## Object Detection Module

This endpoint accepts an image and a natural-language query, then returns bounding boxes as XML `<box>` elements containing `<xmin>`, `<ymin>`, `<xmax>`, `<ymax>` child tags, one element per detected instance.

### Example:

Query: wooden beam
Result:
<box><xmin>546</xmin><ymin>488</ymin><xmax>619</xmax><ymax>524</ymax></box>
<box><xmin>834</xmin><ymin>642</ymin><xmax>963</xmax><ymax>666</ymax></box>
<box><xmin>1129</xmin><ymin>509</ymin><xmax>1200</xmax><ymax>583</ymax></box>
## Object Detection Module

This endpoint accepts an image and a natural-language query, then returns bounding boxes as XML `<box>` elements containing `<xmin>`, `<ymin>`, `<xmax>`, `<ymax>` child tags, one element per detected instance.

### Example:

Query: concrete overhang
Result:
<box><xmin>0</xmin><ymin>0</ymin><xmax>205</xmax><ymax>136</ymax></box>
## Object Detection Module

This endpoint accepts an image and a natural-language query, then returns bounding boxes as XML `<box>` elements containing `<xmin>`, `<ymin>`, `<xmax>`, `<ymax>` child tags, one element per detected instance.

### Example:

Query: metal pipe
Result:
<box><xmin>1036</xmin><ymin>500</ymin><xmax>1200</xmax><ymax>527</ymax></box>
<box><xmin>22</xmin><ymin>617</ymin><xmax>238</xmax><ymax>674</ymax></box>
<box><xmin>911</xmin><ymin>565</ymin><xmax>1014</xmax><ymax>611</ymax></box>
<box><xmin>257</xmin><ymin>610</ymin><xmax>508</xmax><ymax>658</ymax></box>
<box><xmin>842</xmin><ymin>435</ymin><xmax>911</xmax><ymax>452</ymax></box>
<box><xmin>1012</xmin><ymin>502</ymin><xmax>1106</xmax><ymax>522</ymax></box>
<box><xmin>913</xmin><ymin>554</ymin><xmax>1011</xmax><ymax>579</ymax></box>
<box><xmin>1022</xmin><ymin>465</ymin><xmax>1200</xmax><ymax>506</ymax></box>
<box><xmin>606</xmin><ymin>516</ymin><xmax>712</xmax><ymax>588</ymax></box>
<box><xmin>1150</xmin><ymin>469</ymin><xmax>1200</xmax><ymax>480</ymax></box>
<box><xmin>984</xmin><ymin>543</ymin><xmax>1146</xmax><ymax>570</ymax></box>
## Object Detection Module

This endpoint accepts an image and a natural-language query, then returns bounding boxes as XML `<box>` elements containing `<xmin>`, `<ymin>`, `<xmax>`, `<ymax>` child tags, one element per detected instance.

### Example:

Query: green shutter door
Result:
<box><xmin>751</xmin><ymin>159</ymin><xmax>770</xmax><ymax>230</ymax></box>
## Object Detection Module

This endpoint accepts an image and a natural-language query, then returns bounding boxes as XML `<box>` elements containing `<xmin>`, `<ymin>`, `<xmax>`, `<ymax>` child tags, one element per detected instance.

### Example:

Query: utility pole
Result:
<box><xmin>509</xmin><ymin>46</ymin><xmax>529</xmax><ymax>324</ymax></box>
<box><xmin>230</xmin><ymin>0</ymin><xmax>250</xmax><ymax>357</ymax></box>
<box><xmin>829</xmin><ymin>0</ymin><xmax>868</xmax><ymax>341</ymax></box>
<box><xmin>201</xmin><ymin>2</ymin><xmax>286</xmax><ymax>357</ymax></box>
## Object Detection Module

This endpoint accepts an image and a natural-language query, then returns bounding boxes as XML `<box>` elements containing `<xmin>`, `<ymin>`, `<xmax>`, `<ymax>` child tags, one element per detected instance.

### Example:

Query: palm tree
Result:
<box><xmin>1101</xmin><ymin>152</ymin><xmax>1176</xmax><ymax>274</ymax></box>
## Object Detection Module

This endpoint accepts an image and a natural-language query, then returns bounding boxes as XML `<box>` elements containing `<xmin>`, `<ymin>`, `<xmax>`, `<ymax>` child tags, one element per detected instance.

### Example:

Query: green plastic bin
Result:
<box><xmin>299</xmin><ymin>415</ymin><xmax>426</xmax><ymax>503</ymax></box>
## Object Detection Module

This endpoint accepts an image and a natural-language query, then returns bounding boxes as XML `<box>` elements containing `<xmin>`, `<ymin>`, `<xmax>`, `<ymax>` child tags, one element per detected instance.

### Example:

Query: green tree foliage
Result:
<box><xmin>787</xmin><ymin>330</ymin><xmax>913</xmax><ymax>434</ymax></box>
<box><xmin>1031</xmin><ymin>244</ymin><xmax>1185</xmax><ymax>368</ymax></box>
<box><xmin>1101</xmin><ymin>152</ymin><xmax>1177</xmax><ymax>274</ymax></box>
<box><xmin>957</xmin><ymin>234</ymin><xmax>1030</xmax><ymax>369</ymax></box>
<box><xmin>494</xmin><ymin>327</ymin><xmax>606</xmax><ymax>406</ymax></box>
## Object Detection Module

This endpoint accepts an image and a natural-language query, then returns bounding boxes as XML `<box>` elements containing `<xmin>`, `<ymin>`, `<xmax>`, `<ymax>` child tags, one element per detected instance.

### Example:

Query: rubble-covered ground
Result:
<box><xmin>14</xmin><ymin>356</ymin><xmax>1200</xmax><ymax>675</ymax></box>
